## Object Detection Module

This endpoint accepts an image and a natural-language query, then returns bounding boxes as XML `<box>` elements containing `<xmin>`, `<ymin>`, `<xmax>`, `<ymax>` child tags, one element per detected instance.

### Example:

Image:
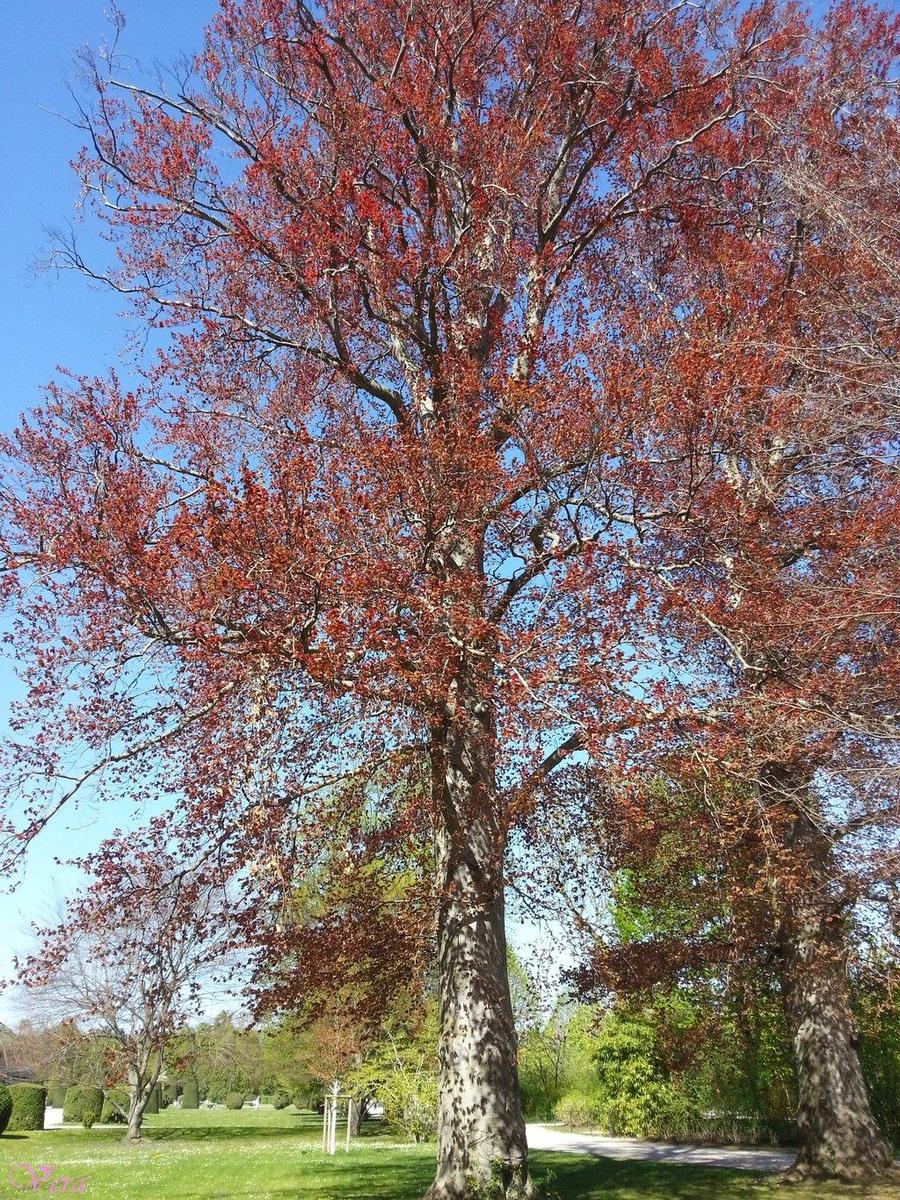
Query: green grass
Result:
<box><xmin>0</xmin><ymin>1107</ymin><xmax>897</xmax><ymax>1198</ymax></box>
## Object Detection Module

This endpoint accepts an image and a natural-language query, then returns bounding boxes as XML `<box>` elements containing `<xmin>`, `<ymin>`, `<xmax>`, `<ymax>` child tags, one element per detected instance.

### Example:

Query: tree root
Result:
<box><xmin>778</xmin><ymin>1155</ymin><xmax>900</xmax><ymax>1187</ymax></box>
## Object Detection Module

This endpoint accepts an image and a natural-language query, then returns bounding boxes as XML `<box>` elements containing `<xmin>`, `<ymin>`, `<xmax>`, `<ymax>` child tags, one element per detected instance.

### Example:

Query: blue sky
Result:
<box><xmin>0</xmin><ymin>1</ymin><xmax>216</xmax><ymax>1023</ymax></box>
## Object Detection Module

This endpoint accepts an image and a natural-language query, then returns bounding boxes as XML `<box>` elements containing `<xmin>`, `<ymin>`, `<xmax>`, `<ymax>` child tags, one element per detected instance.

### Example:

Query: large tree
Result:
<box><xmin>0</xmin><ymin>0</ymin><xmax>893</xmax><ymax>1194</ymax></box>
<box><xmin>564</xmin><ymin>23</ymin><xmax>900</xmax><ymax>1176</ymax></box>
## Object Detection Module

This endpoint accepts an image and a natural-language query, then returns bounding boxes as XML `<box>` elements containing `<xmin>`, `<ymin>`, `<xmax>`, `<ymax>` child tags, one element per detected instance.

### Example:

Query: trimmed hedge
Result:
<box><xmin>62</xmin><ymin>1085</ymin><xmax>103</xmax><ymax>1125</ymax></box>
<box><xmin>225</xmin><ymin>1092</ymin><xmax>245</xmax><ymax>1110</ymax></box>
<box><xmin>8</xmin><ymin>1085</ymin><xmax>46</xmax><ymax>1132</ymax></box>
<box><xmin>0</xmin><ymin>1084</ymin><xmax>11</xmax><ymax>1135</ymax></box>
<box><xmin>144</xmin><ymin>1083</ymin><xmax>159</xmax><ymax>1115</ymax></box>
<box><xmin>181</xmin><ymin>1078</ymin><xmax>199</xmax><ymax>1110</ymax></box>
<box><xmin>51</xmin><ymin>1084</ymin><xmax>68</xmax><ymax>1108</ymax></box>
<box><xmin>273</xmin><ymin>1092</ymin><xmax>290</xmax><ymax>1110</ymax></box>
<box><xmin>100</xmin><ymin>1087</ymin><xmax>129</xmax><ymax>1124</ymax></box>
<box><xmin>161</xmin><ymin>1082</ymin><xmax>177</xmax><ymax>1108</ymax></box>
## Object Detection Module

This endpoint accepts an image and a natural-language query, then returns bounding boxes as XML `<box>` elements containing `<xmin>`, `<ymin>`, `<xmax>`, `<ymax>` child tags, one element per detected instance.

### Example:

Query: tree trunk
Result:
<box><xmin>126</xmin><ymin>1088</ymin><xmax>149</xmax><ymax>1141</ymax></box>
<box><xmin>777</xmin><ymin>810</ymin><xmax>894</xmax><ymax>1183</ymax></box>
<box><xmin>350</xmin><ymin>1093</ymin><xmax>367</xmax><ymax>1135</ymax></box>
<box><xmin>425</xmin><ymin>674</ymin><xmax>532</xmax><ymax>1200</ymax></box>
<box><xmin>125</xmin><ymin>1067</ymin><xmax>153</xmax><ymax>1142</ymax></box>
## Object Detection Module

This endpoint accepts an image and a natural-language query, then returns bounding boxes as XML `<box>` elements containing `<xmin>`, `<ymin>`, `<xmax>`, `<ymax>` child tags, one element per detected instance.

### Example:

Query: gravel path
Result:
<box><xmin>526</xmin><ymin>1123</ymin><xmax>797</xmax><ymax>1173</ymax></box>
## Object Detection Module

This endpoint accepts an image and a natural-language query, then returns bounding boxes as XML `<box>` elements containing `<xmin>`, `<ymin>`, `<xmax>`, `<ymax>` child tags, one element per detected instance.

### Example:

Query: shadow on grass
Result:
<box><xmin>530</xmin><ymin>1153</ymin><xmax>900</xmax><ymax>1199</ymax></box>
<box><xmin>139</xmin><ymin>1117</ymin><xmax>392</xmax><ymax>1144</ymax></box>
<box><xmin>530</xmin><ymin>1154</ymin><xmax>764</xmax><ymax>1199</ymax></box>
<box><xmin>192</xmin><ymin>1155</ymin><xmax>437</xmax><ymax>1200</ymax></box>
<box><xmin>163</xmin><ymin>1153</ymin><xmax>773</xmax><ymax>1200</ymax></box>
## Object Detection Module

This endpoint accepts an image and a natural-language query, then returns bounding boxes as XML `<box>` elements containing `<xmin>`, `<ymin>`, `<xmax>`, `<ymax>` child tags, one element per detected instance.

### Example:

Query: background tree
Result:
<box><xmin>188</xmin><ymin>1013</ymin><xmax>265</xmax><ymax>1105</ymax></box>
<box><xmin>621</xmin><ymin>35</ymin><xmax>898</xmax><ymax>1176</ymax></box>
<box><xmin>0</xmin><ymin>0</ymin><xmax>894</xmax><ymax>1194</ymax></box>
<box><xmin>343</xmin><ymin>1000</ymin><xmax>441</xmax><ymax>1142</ymax></box>
<box><xmin>18</xmin><ymin>846</ymin><xmax>231</xmax><ymax>1140</ymax></box>
<box><xmin>260</xmin><ymin>1017</ymin><xmax>320</xmax><ymax>1110</ymax></box>
<box><xmin>573</xmin><ymin>767</ymin><xmax>897</xmax><ymax>1178</ymax></box>
<box><xmin>524</xmin><ymin>6</ymin><xmax>899</xmax><ymax>1177</ymax></box>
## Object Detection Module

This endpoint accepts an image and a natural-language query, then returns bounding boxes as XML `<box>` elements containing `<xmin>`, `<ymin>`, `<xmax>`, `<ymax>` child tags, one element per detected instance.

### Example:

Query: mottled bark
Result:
<box><xmin>778</xmin><ymin>811</ymin><xmax>894</xmax><ymax>1184</ymax></box>
<box><xmin>425</xmin><ymin>674</ymin><xmax>532</xmax><ymax>1200</ymax></box>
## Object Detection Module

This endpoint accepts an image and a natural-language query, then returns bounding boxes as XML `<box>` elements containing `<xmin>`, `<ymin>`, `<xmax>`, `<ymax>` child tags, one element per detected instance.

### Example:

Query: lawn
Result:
<box><xmin>0</xmin><ymin>1107</ymin><xmax>897</xmax><ymax>1199</ymax></box>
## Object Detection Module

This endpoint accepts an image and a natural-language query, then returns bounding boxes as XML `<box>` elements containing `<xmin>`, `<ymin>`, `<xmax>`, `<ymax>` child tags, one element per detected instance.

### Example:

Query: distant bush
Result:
<box><xmin>82</xmin><ymin>1110</ymin><xmax>95</xmax><ymax>1130</ymax></box>
<box><xmin>144</xmin><ymin>1084</ymin><xmax>160</xmax><ymax>1115</ymax></box>
<box><xmin>100</xmin><ymin>1087</ymin><xmax>129</xmax><ymax>1124</ymax></box>
<box><xmin>50</xmin><ymin>1083</ymin><xmax>68</xmax><ymax>1108</ymax></box>
<box><xmin>273</xmin><ymin>1092</ymin><xmax>290</xmax><ymax>1110</ymax></box>
<box><xmin>518</xmin><ymin>1078</ymin><xmax>558</xmax><ymax>1122</ymax></box>
<box><xmin>225</xmin><ymin>1092</ymin><xmax>245</xmax><ymax>1110</ymax></box>
<box><xmin>0</xmin><ymin>1084</ymin><xmax>12</xmax><ymax>1135</ymax></box>
<box><xmin>554</xmin><ymin>1090</ymin><xmax>603</xmax><ymax>1130</ymax></box>
<box><xmin>181</xmin><ymin>1078</ymin><xmax>200</xmax><ymax>1109</ymax></box>
<box><xmin>63</xmin><ymin>1085</ymin><xmax>103</xmax><ymax>1126</ymax></box>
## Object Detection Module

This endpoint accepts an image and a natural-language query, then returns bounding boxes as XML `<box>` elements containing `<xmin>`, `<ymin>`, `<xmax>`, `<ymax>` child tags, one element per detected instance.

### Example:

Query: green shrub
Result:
<box><xmin>0</xmin><ymin>1084</ymin><xmax>12</xmax><ymax>1136</ymax></box>
<box><xmin>144</xmin><ymin>1084</ymin><xmax>159</xmax><ymax>1115</ymax></box>
<box><xmin>181</xmin><ymin>1077</ymin><xmax>200</xmax><ymax>1109</ymax></box>
<box><xmin>554</xmin><ymin>1089</ymin><xmax>602</xmax><ymax>1130</ymax></box>
<box><xmin>379</xmin><ymin>1072</ymin><xmax>438</xmax><ymax>1143</ymax></box>
<box><xmin>859</xmin><ymin>1001</ymin><xmax>900</xmax><ymax>1147</ymax></box>
<box><xmin>160</xmin><ymin>1082</ymin><xmax>175</xmax><ymax>1109</ymax></box>
<box><xmin>273</xmin><ymin>1092</ymin><xmax>290</xmax><ymax>1110</ymax></box>
<box><xmin>596</xmin><ymin>1080</ymin><xmax>701</xmax><ymax>1139</ymax></box>
<box><xmin>50</xmin><ymin>1083</ymin><xmax>68</xmax><ymax>1108</ymax></box>
<box><xmin>225</xmin><ymin>1092</ymin><xmax>245</xmax><ymax>1109</ymax></box>
<box><xmin>63</xmin><ymin>1085</ymin><xmax>103</xmax><ymax>1125</ymax></box>
<box><xmin>7</xmin><ymin>1085</ymin><xmax>46</xmax><ymax>1132</ymax></box>
<box><xmin>519</xmin><ymin>1077</ymin><xmax>559</xmax><ymax>1121</ymax></box>
<box><xmin>260</xmin><ymin>1093</ymin><xmax>274</xmax><ymax>1105</ymax></box>
<box><xmin>82</xmin><ymin>1110</ymin><xmax>95</xmax><ymax>1130</ymax></box>
<box><xmin>100</xmin><ymin>1087</ymin><xmax>129</xmax><ymax>1124</ymax></box>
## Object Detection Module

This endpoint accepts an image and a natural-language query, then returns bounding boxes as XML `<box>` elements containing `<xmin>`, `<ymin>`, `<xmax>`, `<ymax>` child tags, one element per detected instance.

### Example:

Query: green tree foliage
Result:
<box><xmin>856</xmin><ymin>983</ymin><xmax>900</xmax><ymax>1148</ymax></box>
<box><xmin>260</xmin><ymin>1018</ymin><xmax>320</xmax><ymax>1109</ymax></box>
<box><xmin>592</xmin><ymin>1006</ymin><xmax>701</xmax><ymax>1138</ymax></box>
<box><xmin>190</xmin><ymin>1013</ymin><xmax>264</xmax><ymax>1104</ymax></box>
<box><xmin>518</xmin><ymin>1003</ymin><xmax>599</xmax><ymax>1120</ymax></box>
<box><xmin>0</xmin><ymin>1084</ymin><xmax>12</xmax><ymax>1136</ymax></box>
<box><xmin>343</xmin><ymin>1003</ymin><xmax>440</xmax><ymax>1141</ymax></box>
